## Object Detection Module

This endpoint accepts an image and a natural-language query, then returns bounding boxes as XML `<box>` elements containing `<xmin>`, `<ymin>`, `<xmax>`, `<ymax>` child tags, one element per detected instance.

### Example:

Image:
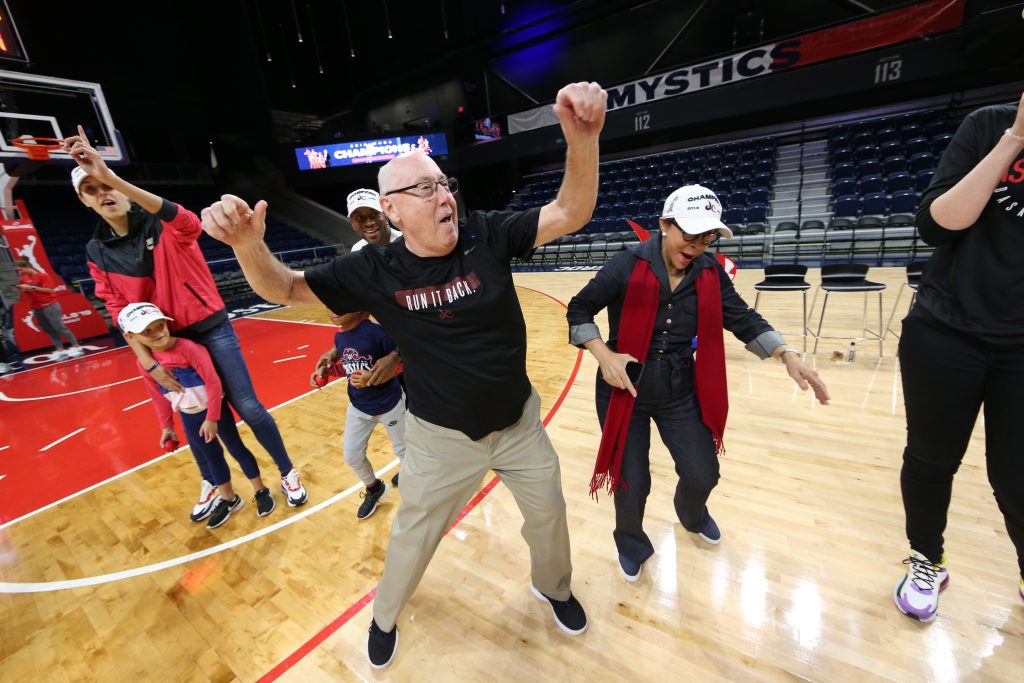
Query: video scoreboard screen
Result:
<box><xmin>294</xmin><ymin>132</ymin><xmax>449</xmax><ymax>171</ymax></box>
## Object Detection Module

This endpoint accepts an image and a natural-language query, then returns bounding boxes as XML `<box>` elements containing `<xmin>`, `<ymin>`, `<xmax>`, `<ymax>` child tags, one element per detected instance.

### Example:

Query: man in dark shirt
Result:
<box><xmin>200</xmin><ymin>81</ymin><xmax>607</xmax><ymax>669</ymax></box>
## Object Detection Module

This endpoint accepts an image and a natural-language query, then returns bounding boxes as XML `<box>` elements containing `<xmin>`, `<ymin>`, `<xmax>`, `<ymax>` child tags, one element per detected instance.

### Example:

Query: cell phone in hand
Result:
<box><xmin>625</xmin><ymin>360</ymin><xmax>644</xmax><ymax>385</ymax></box>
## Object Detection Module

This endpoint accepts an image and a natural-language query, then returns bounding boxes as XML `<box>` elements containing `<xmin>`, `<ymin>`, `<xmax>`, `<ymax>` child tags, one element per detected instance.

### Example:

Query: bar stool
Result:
<box><xmin>884</xmin><ymin>260</ymin><xmax>927</xmax><ymax>339</ymax></box>
<box><xmin>753</xmin><ymin>264</ymin><xmax>811</xmax><ymax>352</ymax></box>
<box><xmin>811</xmin><ymin>264</ymin><xmax>887</xmax><ymax>356</ymax></box>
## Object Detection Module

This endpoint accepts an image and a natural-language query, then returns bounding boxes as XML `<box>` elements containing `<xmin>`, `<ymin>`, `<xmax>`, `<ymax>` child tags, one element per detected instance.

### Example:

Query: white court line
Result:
<box><xmin>0</xmin><ymin>376</ymin><xmax>140</xmax><ymax>402</ymax></box>
<box><xmin>0</xmin><ymin>461</ymin><xmax>397</xmax><ymax>594</ymax></box>
<box><xmin>0</xmin><ymin>475</ymin><xmax>5</xmax><ymax>482</ymax></box>
<box><xmin>273</xmin><ymin>355</ymin><xmax>307</xmax><ymax>364</ymax></box>
<box><xmin>255</xmin><ymin>316</ymin><xmax>336</xmax><ymax>328</ymax></box>
<box><xmin>122</xmin><ymin>399</ymin><xmax>152</xmax><ymax>411</ymax></box>
<box><xmin>0</xmin><ymin>385</ymin><xmax>328</xmax><ymax>532</ymax></box>
<box><xmin>0</xmin><ymin>445</ymin><xmax>9</xmax><ymax>452</ymax></box>
<box><xmin>297</xmin><ymin>344</ymin><xmax>309</xmax><ymax>350</ymax></box>
<box><xmin>40</xmin><ymin>428</ymin><xmax>86</xmax><ymax>452</ymax></box>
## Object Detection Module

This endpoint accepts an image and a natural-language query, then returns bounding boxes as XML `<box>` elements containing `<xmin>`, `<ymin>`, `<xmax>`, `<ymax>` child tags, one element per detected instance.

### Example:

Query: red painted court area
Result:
<box><xmin>0</xmin><ymin>317</ymin><xmax>336</xmax><ymax>527</ymax></box>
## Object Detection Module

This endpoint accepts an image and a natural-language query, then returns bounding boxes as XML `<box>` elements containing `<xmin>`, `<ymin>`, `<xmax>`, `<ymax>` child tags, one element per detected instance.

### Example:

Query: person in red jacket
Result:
<box><xmin>12</xmin><ymin>259</ymin><xmax>85</xmax><ymax>360</ymax></box>
<box><xmin>62</xmin><ymin>126</ymin><xmax>308</xmax><ymax>519</ymax></box>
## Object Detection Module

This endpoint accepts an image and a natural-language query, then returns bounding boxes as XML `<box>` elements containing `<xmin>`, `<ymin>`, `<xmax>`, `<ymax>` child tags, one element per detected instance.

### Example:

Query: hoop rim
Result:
<box><xmin>11</xmin><ymin>136</ymin><xmax>64</xmax><ymax>161</ymax></box>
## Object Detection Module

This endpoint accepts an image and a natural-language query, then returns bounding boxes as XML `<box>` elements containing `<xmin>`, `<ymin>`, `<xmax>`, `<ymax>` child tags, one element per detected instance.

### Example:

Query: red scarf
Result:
<box><xmin>590</xmin><ymin>259</ymin><xmax>728</xmax><ymax>498</ymax></box>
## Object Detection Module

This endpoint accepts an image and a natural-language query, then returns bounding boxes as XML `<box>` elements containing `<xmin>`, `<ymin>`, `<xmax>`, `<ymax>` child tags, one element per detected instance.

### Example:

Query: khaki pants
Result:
<box><xmin>372</xmin><ymin>386</ymin><xmax>573</xmax><ymax>630</ymax></box>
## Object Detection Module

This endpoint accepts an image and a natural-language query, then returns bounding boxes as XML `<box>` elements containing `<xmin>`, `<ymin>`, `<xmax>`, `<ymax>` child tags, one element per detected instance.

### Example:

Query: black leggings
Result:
<box><xmin>899</xmin><ymin>314</ymin><xmax>1024</xmax><ymax>576</ymax></box>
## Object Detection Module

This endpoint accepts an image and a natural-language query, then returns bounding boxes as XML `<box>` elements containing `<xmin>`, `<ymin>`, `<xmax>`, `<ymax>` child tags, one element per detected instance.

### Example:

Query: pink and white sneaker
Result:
<box><xmin>893</xmin><ymin>550</ymin><xmax>949</xmax><ymax>623</ymax></box>
<box><xmin>281</xmin><ymin>468</ymin><xmax>308</xmax><ymax>507</ymax></box>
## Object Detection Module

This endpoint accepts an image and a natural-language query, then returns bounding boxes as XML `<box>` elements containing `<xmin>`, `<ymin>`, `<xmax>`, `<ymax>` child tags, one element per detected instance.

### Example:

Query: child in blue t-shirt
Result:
<box><xmin>311</xmin><ymin>310</ymin><xmax>405</xmax><ymax>520</ymax></box>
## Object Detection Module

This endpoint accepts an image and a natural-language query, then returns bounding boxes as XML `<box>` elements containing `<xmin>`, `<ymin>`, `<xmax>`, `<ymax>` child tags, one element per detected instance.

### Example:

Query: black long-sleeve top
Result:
<box><xmin>914</xmin><ymin>103</ymin><xmax>1024</xmax><ymax>347</ymax></box>
<box><xmin>567</xmin><ymin>234</ymin><xmax>784</xmax><ymax>359</ymax></box>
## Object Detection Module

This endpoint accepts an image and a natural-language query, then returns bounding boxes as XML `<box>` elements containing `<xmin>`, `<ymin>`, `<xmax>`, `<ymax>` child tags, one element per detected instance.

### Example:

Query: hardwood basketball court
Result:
<box><xmin>1</xmin><ymin>267</ymin><xmax>1021</xmax><ymax>682</ymax></box>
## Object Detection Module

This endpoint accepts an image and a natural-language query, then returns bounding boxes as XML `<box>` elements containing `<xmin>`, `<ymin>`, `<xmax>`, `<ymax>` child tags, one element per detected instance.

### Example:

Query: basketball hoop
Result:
<box><xmin>11</xmin><ymin>137</ymin><xmax>64</xmax><ymax>161</ymax></box>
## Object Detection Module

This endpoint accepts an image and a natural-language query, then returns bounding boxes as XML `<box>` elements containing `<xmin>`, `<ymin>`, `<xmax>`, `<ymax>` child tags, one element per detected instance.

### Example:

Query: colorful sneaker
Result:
<box><xmin>893</xmin><ymin>550</ymin><xmax>949</xmax><ymax>623</ymax></box>
<box><xmin>357</xmin><ymin>480</ymin><xmax>388</xmax><ymax>520</ymax></box>
<box><xmin>530</xmin><ymin>583</ymin><xmax>588</xmax><ymax>635</ymax></box>
<box><xmin>190</xmin><ymin>480</ymin><xmax>219</xmax><ymax>522</ymax></box>
<box><xmin>281</xmin><ymin>468</ymin><xmax>308</xmax><ymax>507</ymax></box>
<box><xmin>691</xmin><ymin>514</ymin><xmax>722</xmax><ymax>545</ymax></box>
<box><xmin>367</xmin><ymin>619</ymin><xmax>399</xmax><ymax>669</ymax></box>
<box><xmin>207</xmin><ymin>495</ymin><xmax>244</xmax><ymax>529</ymax></box>
<box><xmin>254</xmin><ymin>488</ymin><xmax>275</xmax><ymax>517</ymax></box>
<box><xmin>618</xmin><ymin>554</ymin><xmax>643</xmax><ymax>582</ymax></box>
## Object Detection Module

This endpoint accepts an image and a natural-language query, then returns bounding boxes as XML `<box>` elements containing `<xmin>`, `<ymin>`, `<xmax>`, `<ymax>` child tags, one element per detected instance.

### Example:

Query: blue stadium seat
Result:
<box><xmin>833</xmin><ymin>195</ymin><xmax>861</xmax><ymax>217</ymax></box>
<box><xmin>910</xmin><ymin>152</ymin><xmax>936</xmax><ymax>173</ymax></box>
<box><xmin>891</xmin><ymin>190</ymin><xmax>919</xmax><ymax>213</ymax></box>
<box><xmin>834</xmin><ymin>176</ymin><xmax>857</xmax><ymax>199</ymax></box>
<box><xmin>722</xmin><ymin>207</ymin><xmax>746</xmax><ymax>224</ymax></box>
<box><xmin>879</xmin><ymin>140</ymin><xmax>902</xmax><ymax>158</ymax></box>
<box><xmin>748</xmin><ymin>186</ymin><xmax>771</xmax><ymax>204</ymax></box>
<box><xmin>862</xmin><ymin>192</ymin><xmax>888</xmax><ymax>215</ymax></box>
<box><xmin>915</xmin><ymin>169</ymin><xmax>935</xmax><ymax>192</ymax></box>
<box><xmin>832</xmin><ymin>147</ymin><xmax>854</xmax><ymax>164</ymax></box>
<box><xmin>906</xmin><ymin>137</ymin><xmax>930</xmax><ymax>155</ymax></box>
<box><xmin>854</xmin><ymin>144</ymin><xmax>878</xmax><ymax>163</ymax></box>
<box><xmin>882</xmin><ymin>155</ymin><xmax>908</xmax><ymax>175</ymax></box>
<box><xmin>729</xmin><ymin>189</ymin><xmax>749</xmax><ymax>206</ymax></box>
<box><xmin>832</xmin><ymin>162</ymin><xmax>856</xmax><ymax>179</ymax></box>
<box><xmin>858</xmin><ymin>175</ymin><xmax>884</xmax><ymax>194</ymax></box>
<box><xmin>886</xmin><ymin>172</ymin><xmax>914</xmax><ymax>192</ymax></box>
<box><xmin>857</xmin><ymin>159</ymin><xmax>882</xmax><ymax>177</ymax></box>
<box><xmin>746</xmin><ymin>203</ymin><xmax>768</xmax><ymax>223</ymax></box>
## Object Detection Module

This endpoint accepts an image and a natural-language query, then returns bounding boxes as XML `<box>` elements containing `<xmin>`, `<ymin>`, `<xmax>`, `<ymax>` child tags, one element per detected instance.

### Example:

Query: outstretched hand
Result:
<box><xmin>552</xmin><ymin>82</ymin><xmax>607</xmax><ymax>147</ymax></box>
<box><xmin>201</xmin><ymin>195</ymin><xmax>267</xmax><ymax>248</ymax></box>
<box><xmin>783</xmin><ymin>354</ymin><xmax>830</xmax><ymax>405</ymax></box>
<box><xmin>62</xmin><ymin>124</ymin><xmax>115</xmax><ymax>183</ymax></box>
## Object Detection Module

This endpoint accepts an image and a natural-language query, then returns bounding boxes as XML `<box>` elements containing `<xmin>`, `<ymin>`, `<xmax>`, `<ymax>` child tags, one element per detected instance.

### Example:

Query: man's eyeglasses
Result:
<box><xmin>384</xmin><ymin>177</ymin><xmax>459</xmax><ymax>200</ymax></box>
<box><xmin>666</xmin><ymin>219</ymin><xmax>720</xmax><ymax>246</ymax></box>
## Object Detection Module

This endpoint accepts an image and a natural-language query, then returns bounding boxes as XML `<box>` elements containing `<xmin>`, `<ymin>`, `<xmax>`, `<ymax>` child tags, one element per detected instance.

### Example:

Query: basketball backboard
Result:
<box><xmin>0</xmin><ymin>69</ymin><xmax>124</xmax><ymax>163</ymax></box>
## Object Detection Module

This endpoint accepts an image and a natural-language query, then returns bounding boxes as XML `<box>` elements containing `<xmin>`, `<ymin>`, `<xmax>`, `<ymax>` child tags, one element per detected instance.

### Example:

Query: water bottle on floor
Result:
<box><xmin>846</xmin><ymin>341</ymin><xmax>856</xmax><ymax>363</ymax></box>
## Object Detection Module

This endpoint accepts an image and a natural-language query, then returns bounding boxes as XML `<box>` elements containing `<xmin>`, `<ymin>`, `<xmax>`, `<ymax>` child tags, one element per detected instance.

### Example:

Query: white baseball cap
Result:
<box><xmin>346</xmin><ymin>188</ymin><xmax>382</xmax><ymax>216</ymax></box>
<box><xmin>71</xmin><ymin>166</ymin><xmax>89</xmax><ymax>195</ymax></box>
<box><xmin>118</xmin><ymin>302</ymin><xmax>174</xmax><ymax>334</ymax></box>
<box><xmin>661</xmin><ymin>184</ymin><xmax>733</xmax><ymax>239</ymax></box>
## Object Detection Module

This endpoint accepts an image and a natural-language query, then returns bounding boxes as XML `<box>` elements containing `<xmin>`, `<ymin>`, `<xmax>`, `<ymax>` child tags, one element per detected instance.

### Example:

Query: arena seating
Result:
<box><xmin>512</xmin><ymin>106</ymin><xmax>961</xmax><ymax>272</ymax></box>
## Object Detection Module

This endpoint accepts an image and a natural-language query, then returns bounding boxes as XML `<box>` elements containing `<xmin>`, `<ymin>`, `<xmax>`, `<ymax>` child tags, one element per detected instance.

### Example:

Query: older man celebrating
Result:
<box><xmin>201</xmin><ymin>81</ymin><xmax>607</xmax><ymax>669</ymax></box>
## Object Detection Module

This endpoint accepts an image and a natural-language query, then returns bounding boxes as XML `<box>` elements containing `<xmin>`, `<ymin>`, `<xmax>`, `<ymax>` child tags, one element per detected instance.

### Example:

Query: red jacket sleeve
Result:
<box><xmin>157</xmin><ymin>200</ymin><xmax>203</xmax><ymax>244</ymax></box>
<box><xmin>177</xmin><ymin>339</ymin><xmax>223</xmax><ymax>422</ymax></box>
<box><xmin>88</xmin><ymin>260</ymin><xmax>128</xmax><ymax>321</ymax></box>
<box><xmin>139</xmin><ymin>365</ymin><xmax>175</xmax><ymax>429</ymax></box>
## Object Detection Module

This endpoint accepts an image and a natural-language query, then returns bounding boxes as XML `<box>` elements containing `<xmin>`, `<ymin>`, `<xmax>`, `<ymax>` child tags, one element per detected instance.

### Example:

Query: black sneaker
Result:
<box><xmin>391</xmin><ymin>472</ymin><xmax>400</xmax><ymax>487</ymax></box>
<box><xmin>254</xmin><ymin>488</ymin><xmax>275</xmax><ymax>517</ymax></box>
<box><xmin>207</xmin><ymin>496</ymin><xmax>244</xmax><ymax>529</ymax></box>
<box><xmin>357</xmin><ymin>480</ymin><xmax>388</xmax><ymax>520</ymax></box>
<box><xmin>530</xmin><ymin>583</ymin><xmax>588</xmax><ymax>635</ymax></box>
<box><xmin>618</xmin><ymin>553</ymin><xmax>643</xmax><ymax>583</ymax></box>
<box><xmin>367</xmin><ymin>619</ymin><xmax>398</xmax><ymax>669</ymax></box>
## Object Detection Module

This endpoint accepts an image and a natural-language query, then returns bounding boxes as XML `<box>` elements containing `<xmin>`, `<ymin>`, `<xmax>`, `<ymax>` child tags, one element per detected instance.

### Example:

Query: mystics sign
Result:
<box><xmin>295</xmin><ymin>132</ymin><xmax>449</xmax><ymax>171</ymax></box>
<box><xmin>508</xmin><ymin>0</ymin><xmax>966</xmax><ymax>134</ymax></box>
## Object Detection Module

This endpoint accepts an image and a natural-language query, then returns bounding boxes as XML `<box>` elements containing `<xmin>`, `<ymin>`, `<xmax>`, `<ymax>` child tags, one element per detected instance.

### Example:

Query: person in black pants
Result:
<box><xmin>567</xmin><ymin>184</ymin><xmax>829</xmax><ymax>583</ymax></box>
<box><xmin>893</xmin><ymin>93</ymin><xmax>1024</xmax><ymax>623</ymax></box>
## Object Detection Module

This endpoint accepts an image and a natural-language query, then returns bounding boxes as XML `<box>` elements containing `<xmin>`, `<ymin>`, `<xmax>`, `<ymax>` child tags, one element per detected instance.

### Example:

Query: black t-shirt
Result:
<box><xmin>305</xmin><ymin>208</ymin><xmax>540</xmax><ymax>440</ymax></box>
<box><xmin>914</xmin><ymin>104</ymin><xmax>1024</xmax><ymax>346</ymax></box>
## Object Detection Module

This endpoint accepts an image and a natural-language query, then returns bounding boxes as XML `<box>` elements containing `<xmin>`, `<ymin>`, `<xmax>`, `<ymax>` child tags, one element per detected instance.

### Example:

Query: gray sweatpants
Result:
<box><xmin>344</xmin><ymin>391</ymin><xmax>407</xmax><ymax>487</ymax></box>
<box><xmin>33</xmin><ymin>301</ymin><xmax>77</xmax><ymax>349</ymax></box>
